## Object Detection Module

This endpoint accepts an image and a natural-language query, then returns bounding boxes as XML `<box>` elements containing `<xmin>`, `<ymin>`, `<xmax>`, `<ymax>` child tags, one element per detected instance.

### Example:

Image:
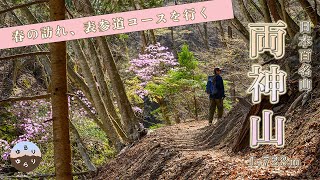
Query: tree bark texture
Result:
<box><xmin>70</xmin><ymin>40</ymin><xmax>123</xmax><ymax>148</ymax></box>
<box><xmin>298</xmin><ymin>0</ymin><xmax>320</xmax><ymax>25</ymax></box>
<box><xmin>49</xmin><ymin>0</ymin><xmax>72</xmax><ymax>178</ymax></box>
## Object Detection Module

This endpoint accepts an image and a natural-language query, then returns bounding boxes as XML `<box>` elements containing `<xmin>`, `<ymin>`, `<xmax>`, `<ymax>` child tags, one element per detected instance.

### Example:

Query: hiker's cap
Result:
<box><xmin>214</xmin><ymin>67</ymin><xmax>223</xmax><ymax>71</ymax></box>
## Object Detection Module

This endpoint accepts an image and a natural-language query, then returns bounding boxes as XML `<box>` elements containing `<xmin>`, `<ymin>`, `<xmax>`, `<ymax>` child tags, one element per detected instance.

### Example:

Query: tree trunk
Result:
<box><xmin>81</xmin><ymin>0</ymin><xmax>140</xmax><ymax>142</ymax></box>
<box><xmin>2</xmin><ymin>2</ymin><xmax>51</xmax><ymax>87</ymax></box>
<box><xmin>267</xmin><ymin>0</ymin><xmax>282</xmax><ymax>22</ymax></box>
<box><xmin>227</xmin><ymin>26</ymin><xmax>233</xmax><ymax>39</ymax></box>
<box><xmin>203</xmin><ymin>22</ymin><xmax>209</xmax><ymax>49</ymax></box>
<box><xmin>228</xmin><ymin>20</ymin><xmax>249</xmax><ymax>44</ymax></box>
<box><xmin>156</xmin><ymin>97</ymin><xmax>171</xmax><ymax>125</ymax></box>
<box><xmin>248</xmin><ymin>0</ymin><xmax>264</xmax><ymax>17</ymax></box>
<box><xmin>315</xmin><ymin>0</ymin><xmax>319</xmax><ymax>24</ymax></box>
<box><xmin>196</xmin><ymin>24</ymin><xmax>209</xmax><ymax>50</ymax></box>
<box><xmin>96</xmin><ymin>37</ymin><xmax>139</xmax><ymax>141</ymax></box>
<box><xmin>259</xmin><ymin>0</ymin><xmax>272</xmax><ymax>22</ymax></box>
<box><xmin>0</xmin><ymin>62</ymin><xmax>13</xmax><ymax>98</ymax></box>
<box><xmin>238</xmin><ymin>0</ymin><xmax>255</xmax><ymax>23</ymax></box>
<box><xmin>218</xmin><ymin>21</ymin><xmax>225</xmax><ymax>40</ymax></box>
<box><xmin>12</xmin><ymin>59</ymin><xmax>20</xmax><ymax>88</ymax></box>
<box><xmin>231</xmin><ymin>16</ymin><xmax>250</xmax><ymax>42</ymax></box>
<box><xmin>70</xmin><ymin>121</ymin><xmax>97</xmax><ymax>172</ymax></box>
<box><xmin>72</xmin><ymin>93</ymin><xmax>101</xmax><ymax>126</ymax></box>
<box><xmin>120</xmin><ymin>37</ymin><xmax>130</xmax><ymax>61</ymax></box>
<box><xmin>170</xmin><ymin>27</ymin><xmax>175</xmax><ymax>50</ymax></box>
<box><xmin>232</xmin><ymin>97</ymin><xmax>273</xmax><ymax>152</ymax></box>
<box><xmin>140</xmin><ymin>31</ymin><xmax>148</xmax><ymax>53</ymax></box>
<box><xmin>298</xmin><ymin>0</ymin><xmax>320</xmax><ymax>25</ymax></box>
<box><xmin>130</xmin><ymin>0</ymin><xmax>148</xmax><ymax>52</ymax></box>
<box><xmin>279</xmin><ymin>0</ymin><xmax>297</xmax><ymax>38</ymax></box>
<box><xmin>149</xmin><ymin>30</ymin><xmax>157</xmax><ymax>44</ymax></box>
<box><xmin>275</xmin><ymin>0</ymin><xmax>299</xmax><ymax>33</ymax></box>
<box><xmin>70</xmin><ymin>40</ymin><xmax>124</xmax><ymax>148</ymax></box>
<box><xmin>67</xmin><ymin>62</ymin><xmax>93</xmax><ymax>103</ymax></box>
<box><xmin>193</xmin><ymin>91</ymin><xmax>198</xmax><ymax>121</ymax></box>
<box><xmin>137</xmin><ymin>0</ymin><xmax>157</xmax><ymax>45</ymax></box>
<box><xmin>19</xmin><ymin>5</ymin><xmax>51</xmax><ymax>70</ymax></box>
<box><xmin>83</xmin><ymin>39</ymin><xmax>122</xmax><ymax>126</ymax></box>
<box><xmin>49</xmin><ymin>0</ymin><xmax>72</xmax><ymax>179</ymax></box>
<box><xmin>83</xmin><ymin>39</ymin><xmax>128</xmax><ymax>142</ymax></box>
<box><xmin>218</xmin><ymin>21</ymin><xmax>227</xmax><ymax>46</ymax></box>
<box><xmin>230</xmin><ymin>81</ymin><xmax>236</xmax><ymax>105</ymax></box>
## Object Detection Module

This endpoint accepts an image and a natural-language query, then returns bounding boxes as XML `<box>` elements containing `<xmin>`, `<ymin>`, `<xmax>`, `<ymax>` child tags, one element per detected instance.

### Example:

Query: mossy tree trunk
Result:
<box><xmin>74</xmin><ymin>0</ymin><xmax>140</xmax><ymax>142</ymax></box>
<box><xmin>83</xmin><ymin>39</ymin><xmax>128</xmax><ymax>142</ymax></box>
<box><xmin>70</xmin><ymin>40</ymin><xmax>125</xmax><ymax>148</ymax></box>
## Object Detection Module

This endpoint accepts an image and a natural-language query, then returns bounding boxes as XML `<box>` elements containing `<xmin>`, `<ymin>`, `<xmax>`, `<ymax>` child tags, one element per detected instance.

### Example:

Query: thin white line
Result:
<box><xmin>141</xmin><ymin>18</ymin><xmax>153</xmax><ymax>22</ymax></box>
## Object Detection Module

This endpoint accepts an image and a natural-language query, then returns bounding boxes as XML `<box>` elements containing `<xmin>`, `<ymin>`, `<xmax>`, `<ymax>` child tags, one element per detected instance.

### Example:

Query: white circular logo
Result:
<box><xmin>10</xmin><ymin>141</ymin><xmax>42</xmax><ymax>172</ymax></box>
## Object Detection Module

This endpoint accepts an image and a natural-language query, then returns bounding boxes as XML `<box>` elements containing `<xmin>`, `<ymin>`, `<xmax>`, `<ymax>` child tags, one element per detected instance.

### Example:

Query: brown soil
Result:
<box><xmin>92</xmin><ymin>82</ymin><xmax>320</xmax><ymax>180</ymax></box>
<box><xmin>92</xmin><ymin>117</ymin><xmax>319</xmax><ymax>179</ymax></box>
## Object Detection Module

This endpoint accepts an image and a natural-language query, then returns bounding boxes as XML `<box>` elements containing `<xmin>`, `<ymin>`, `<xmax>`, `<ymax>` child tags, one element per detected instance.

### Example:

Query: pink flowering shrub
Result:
<box><xmin>128</xmin><ymin>43</ymin><xmax>178</xmax><ymax>99</ymax></box>
<box><xmin>0</xmin><ymin>100</ymin><xmax>51</xmax><ymax>161</ymax></box>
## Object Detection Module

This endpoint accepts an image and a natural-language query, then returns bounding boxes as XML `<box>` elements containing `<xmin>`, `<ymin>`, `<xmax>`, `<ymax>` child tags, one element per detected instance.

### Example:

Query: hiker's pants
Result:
<box><xmin>208</xmin><ymin>98</ymin><xmax>223</xmax><ymax>123</ymax></box>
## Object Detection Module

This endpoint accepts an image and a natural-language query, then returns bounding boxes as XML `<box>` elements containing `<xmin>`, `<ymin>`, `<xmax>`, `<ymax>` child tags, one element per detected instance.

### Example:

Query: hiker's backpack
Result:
<box><xmin>206</xmin><ymin>75</ymin><xmax>218</xmax><ymax>95</ymax></box>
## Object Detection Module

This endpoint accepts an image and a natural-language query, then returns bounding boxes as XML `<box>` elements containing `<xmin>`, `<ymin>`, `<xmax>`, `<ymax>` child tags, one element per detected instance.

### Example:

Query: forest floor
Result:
<box><xmin>92</xmin><ymin>118</ymin><xmax>317</xmax><ymax>180</ymax></box>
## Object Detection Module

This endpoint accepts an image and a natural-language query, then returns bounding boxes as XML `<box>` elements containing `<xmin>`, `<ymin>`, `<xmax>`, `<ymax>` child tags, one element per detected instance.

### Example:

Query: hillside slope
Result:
<box><xmin>92</xmin><ymin>98</ymin><xmax>320</xmax><ymax>179</ymax></box>
<box><xmin>92</xmin><ymin>33</ymin><xmax>320</xmax><ymax>180</ymax></box>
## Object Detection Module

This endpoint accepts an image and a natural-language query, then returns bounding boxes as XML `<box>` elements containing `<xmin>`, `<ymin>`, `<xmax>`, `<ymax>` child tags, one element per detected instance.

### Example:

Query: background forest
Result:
<box><xmin>0</xmin><ymin>0</ymin><xmax>320</xmax><ymax>179</ymax></box>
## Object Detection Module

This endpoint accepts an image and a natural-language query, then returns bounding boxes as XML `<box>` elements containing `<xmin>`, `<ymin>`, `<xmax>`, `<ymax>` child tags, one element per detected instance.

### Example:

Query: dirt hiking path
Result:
<box><xmin>93</xmin><ymin>120</ymin><xmax>305</xmax><ymax>180</ymax></box>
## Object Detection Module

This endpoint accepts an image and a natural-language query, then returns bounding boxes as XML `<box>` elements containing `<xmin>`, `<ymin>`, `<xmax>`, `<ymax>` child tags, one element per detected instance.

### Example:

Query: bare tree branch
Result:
<box><xmin>229</xmin><ymin>16</ymin><xmax>250</xmax><ymax>43</ymax></box>
<box><xmin>0</xmin><ymin>94</ymin><xmax>51</xmax><ymax>104</ymax></box>
<box><xmin>259</xmin><ymin>0</ymin><xmax>272</xmax><ymax>22</ymax></box>
<box><xmin>0</xmin><ymin>51</ymin><xmax>50</xmax><ymax>61</ymax></box>
<box><xmin>69</xmin><ymin>93</ymin><xmax>101</xmax><ymax>126</ymax></box>
<box><xmin>0</xmin><ymin>0</ymin><xmax>49</xmax><ymax>14</ymax></box>
<box><xmin>69</xmin><ymin>120</ymin><xmax>97</xmax><ymax>172</ymax></box>
<box><xmin>237</xmin><ymin>0</ymin><xmax>255</xmax><ymax>23</ymax></box>
<box><xmin>248</xmin><ymin>0</ymin><xmax>264</xmax><ymax>17</ymax></box>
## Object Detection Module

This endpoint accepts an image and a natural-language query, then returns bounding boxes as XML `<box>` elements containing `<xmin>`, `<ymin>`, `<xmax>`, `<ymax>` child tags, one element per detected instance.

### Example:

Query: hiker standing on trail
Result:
<box><xmin>206</xmin><ymin>67</ymin><xmax>225</xmax><ymax>125</ymax></box>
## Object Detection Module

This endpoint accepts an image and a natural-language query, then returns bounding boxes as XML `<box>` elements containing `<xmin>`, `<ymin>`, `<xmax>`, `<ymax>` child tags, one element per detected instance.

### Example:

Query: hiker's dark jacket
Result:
<box><xmin>210</xmin><ymin>75</ymin><xmax>225</xmax><ymax>99</ymax></box>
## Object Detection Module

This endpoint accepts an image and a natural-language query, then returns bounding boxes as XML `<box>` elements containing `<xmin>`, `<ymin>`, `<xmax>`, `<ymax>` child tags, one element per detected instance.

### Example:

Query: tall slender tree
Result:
<box><xmin>49</xmin><ymin>0</ymin><xmax>72</xmax><ymax>179</ymax></box>
<box><xmin>79</xmin><ymin>0</ymin><xmax>140</xmax><ymax>141</ymax></box>
<box><xmin>70</xmin><ymin>40</ymin><xmax>124</xmax><ymax>147</ymax></box>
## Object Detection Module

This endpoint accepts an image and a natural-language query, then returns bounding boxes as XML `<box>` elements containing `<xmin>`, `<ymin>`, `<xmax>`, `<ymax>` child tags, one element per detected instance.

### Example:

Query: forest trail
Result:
<box><xmin>93</xmin><ymin>120</ymin><xmax>303</xmax><ymax>180</ymax></box>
